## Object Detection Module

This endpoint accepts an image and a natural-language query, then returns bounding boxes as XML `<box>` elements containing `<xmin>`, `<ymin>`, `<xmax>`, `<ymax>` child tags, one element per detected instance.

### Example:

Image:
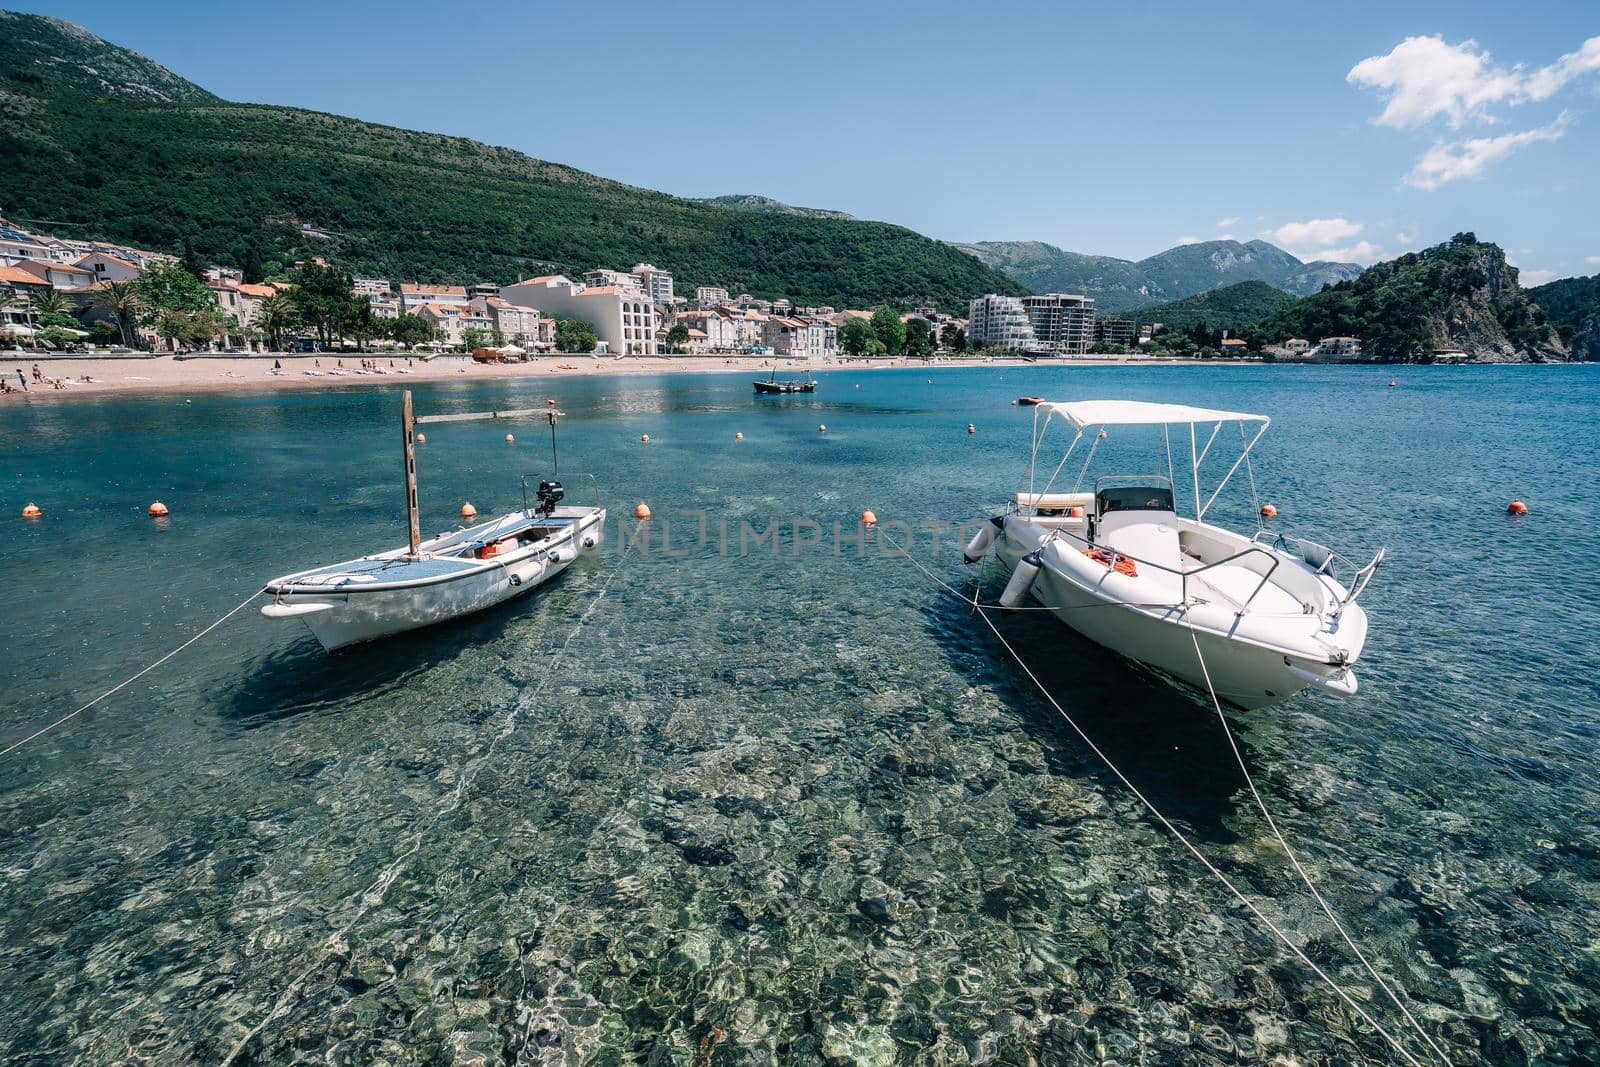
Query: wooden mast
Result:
<box><xmin>401</xmin><ymin>390</ymin><xmax>421</xmax><ymax>557</ymax></box>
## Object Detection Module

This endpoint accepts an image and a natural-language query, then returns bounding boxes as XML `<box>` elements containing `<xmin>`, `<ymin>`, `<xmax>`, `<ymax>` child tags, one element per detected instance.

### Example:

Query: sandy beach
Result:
<box><xmin>0</xmin><ymin>351</ymin><xmax>1092</xmax><ymax>402</ymax></box>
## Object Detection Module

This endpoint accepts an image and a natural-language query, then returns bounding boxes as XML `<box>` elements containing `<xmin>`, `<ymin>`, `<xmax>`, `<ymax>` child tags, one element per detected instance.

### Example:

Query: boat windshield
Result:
<box><xmin>1097</xmin><ymin>484</ymin><xmax>1175</xmax><ymax>514</ymax></box>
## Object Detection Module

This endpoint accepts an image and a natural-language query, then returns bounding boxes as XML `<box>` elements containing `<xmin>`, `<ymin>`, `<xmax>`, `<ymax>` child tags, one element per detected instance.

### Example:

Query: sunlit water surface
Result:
<box><xmin>2</xmin><ymin>364</ymin><xmax>1598</xmax><ymax>1064</ymax></box>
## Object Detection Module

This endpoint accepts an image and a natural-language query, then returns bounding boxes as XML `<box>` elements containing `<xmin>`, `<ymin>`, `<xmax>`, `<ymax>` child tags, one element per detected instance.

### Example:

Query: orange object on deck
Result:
<box><xmin>1084</xmin><ymin>547</ymin><xmax>1137</xmax><ymax>577</ymax></box>
<box><xmin>477</xmin><ymin>542</ymin><xmax>499</xmax><ymax>559</ymax></box>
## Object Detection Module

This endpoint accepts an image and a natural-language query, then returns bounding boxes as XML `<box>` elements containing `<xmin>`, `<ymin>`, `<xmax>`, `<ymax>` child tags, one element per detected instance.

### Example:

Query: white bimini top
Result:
<box><xmin>1035</xmin><ymin>400</ymin><xmax>1269</xmax><ymax>430</ymax></box>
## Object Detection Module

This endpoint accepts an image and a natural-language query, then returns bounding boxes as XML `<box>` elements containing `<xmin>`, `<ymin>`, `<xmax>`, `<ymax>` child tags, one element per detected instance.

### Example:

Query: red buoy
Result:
<box><xmin>1259</xmin><ymin>503</ymin><xmax>1278</xmax><ymax>519</ymax></box>
<box><xmin>1507</xmin><ymin>500</ymin><xmax>1529</xmax><ymax>515</ymax></box>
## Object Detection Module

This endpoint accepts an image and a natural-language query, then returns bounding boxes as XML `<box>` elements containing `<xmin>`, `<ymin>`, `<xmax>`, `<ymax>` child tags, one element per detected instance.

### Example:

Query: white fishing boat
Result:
<box><xmin>262</xmin><ymin>393</ymin><xmax>606</xmax><ymax>651</ymax></box>
<box><xmin>963</xmin><ymin>400</ymin><xmax>1383</xmax><ymax>709</ymax></box>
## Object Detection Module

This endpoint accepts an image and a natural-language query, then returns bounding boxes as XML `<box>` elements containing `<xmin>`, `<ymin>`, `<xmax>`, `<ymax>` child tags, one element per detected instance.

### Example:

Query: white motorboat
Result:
<box><xmin>963</xmin><ymin>400</ymin><xmax>1383</xmax><ymax>709</ymax></box>
<box><xmin>262</xmin><ymin>393</ymin><xmax>606</xmax><ymax>651</ymax></box>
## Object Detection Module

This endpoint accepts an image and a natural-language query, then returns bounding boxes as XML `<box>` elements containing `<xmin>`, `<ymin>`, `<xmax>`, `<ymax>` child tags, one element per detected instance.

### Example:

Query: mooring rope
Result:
<box><xmin>217</xmin><ymin>533</ymin><xmax>637</xmax><ymax>1066</ymax></box>
<box><xmin>884</xmin><ymin>532</ymin><xmax>1431</xmax><ymax>1066</ymax></box>
<box><xmin>1183</xmin><ymin>622</ymin><xmax>1451</xmax><ymax>1064</ymax></box>
<box><xmin>0</xmin><ymin>588</ymin><xmax>266</xmax><ymax>760</ymax></box>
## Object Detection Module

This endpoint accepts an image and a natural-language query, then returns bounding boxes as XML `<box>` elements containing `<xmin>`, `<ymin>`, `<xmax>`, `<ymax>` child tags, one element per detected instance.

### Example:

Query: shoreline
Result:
<box><xmin>0</xmin><ymin>352</ymin><xmax>1250</xmax><ymax>404</ymax></box>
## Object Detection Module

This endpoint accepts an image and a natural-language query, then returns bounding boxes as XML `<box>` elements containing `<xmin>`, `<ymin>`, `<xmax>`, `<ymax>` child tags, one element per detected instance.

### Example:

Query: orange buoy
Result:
<box><xmin>461</xmin><ymin>502</ymin><xmax>477</xmax><ymax>519</ymax></box>
<box><xmin>505</xmin><ymin>433</ymin><xmax>515</xmax><ymax>444</ymax></box>
<box><xmin>1259</xmin><ymin>503</ymin><xmax>1278</xmax><ymax>519</ymax></box>
<box><xmin>735</xmin><ymin>432</ymin><xmax>744</xmax><ymax>440</ymax></box>
<box><xmin>416</xmin><ymin>432</ymin><xmax>426</xmax><ymax>444</ymax></box>
<box><xmin>861</xmin><ymin>509</ymin><xmax>877</xmax><ymax>525</ymax></box>
<box><xmin>1507</xmin><ymin>499</ymin><xmax>1529</xmax><ymax>515</ymax></box>
<box><xmin>21</xmin><ymin>502</ymin><xmax>41</xmax><ymax>519</ymax></box>
<box><xmin>641</xmin><ymin>434</ymin><xmax>650</xmax><ymax>443</ymax></box>
<box><xmin>1069</xmin><ymin>506</ymin><xmax>1084</xmax><ymax>518</ymax></box>
<box><xmin>634</xmin><ymin>502</ymin><xmax>652</xmax><ymax>519</ymax></box>
<box><xmin>967</xmin><ymin>424</ymin><xmax>976</xmax><ymax>434</ymax></box>
<box><xmin>818</xmin><ymin>424</ymin><xmax>827</xmax><ymax>433</ymax></box>
<box><xmin>148</xmin><ymin>501</ymin><xmax>169</xmax><ymax>517</ymax></box>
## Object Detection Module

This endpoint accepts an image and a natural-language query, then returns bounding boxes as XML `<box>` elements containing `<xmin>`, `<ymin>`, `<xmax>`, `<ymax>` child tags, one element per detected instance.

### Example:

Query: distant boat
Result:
<box><xmin>754</xmin><ymin>371</ymin><xmax>817</xmax><ymax>394</ymax></box>
<box><xmin>262</xmin><ymin>393</ymin><xmax>605</xmax><ymax>651</ymax></box>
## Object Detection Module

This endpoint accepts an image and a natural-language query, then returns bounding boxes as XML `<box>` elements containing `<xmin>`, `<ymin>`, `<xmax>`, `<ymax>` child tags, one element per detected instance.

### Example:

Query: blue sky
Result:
<box><xmin>15</xmin><ymin>0</ymin><xmax>1600</xmax><ymax>280</ymax></box>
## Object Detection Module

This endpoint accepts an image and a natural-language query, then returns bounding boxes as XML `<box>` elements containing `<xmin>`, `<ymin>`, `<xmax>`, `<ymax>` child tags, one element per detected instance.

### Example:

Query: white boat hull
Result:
<box><xmin>995</xmin><ymin>518</ymin><xmax>1363</xmax><ymax>710</ymax></box>
<box><xmin>262</xmin><ymin>508</ymin><xmax>605</xmax><ymax>651</ymax></box>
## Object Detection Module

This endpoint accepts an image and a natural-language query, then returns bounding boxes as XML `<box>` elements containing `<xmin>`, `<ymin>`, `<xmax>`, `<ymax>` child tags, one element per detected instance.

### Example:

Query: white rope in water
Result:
<box><xmin>1183</xmin><ymin>622</ymin><xmax>1451</xmax><ymax>1065</ymax></box>
<box><xmin>884</xmin><ymin>533</ymin><xmax>1430</xmax><ymax>1066</ymax></box>
<box><xmin>217</xmin><ymin>535</ymin><xmax>637</xmax><ymax>1066</ymax></box>
<box><xmin>0</xmin><ymin>588</ymin><xmax>266</xmax><ymax>760</ymax></box>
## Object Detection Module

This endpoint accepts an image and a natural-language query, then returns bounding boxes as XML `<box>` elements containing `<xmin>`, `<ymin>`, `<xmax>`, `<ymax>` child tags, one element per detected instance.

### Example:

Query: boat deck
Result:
<box><xmin>284</xmin><ymin>555</ymin><xmax>480</xmax><ymax>588</ymax></box>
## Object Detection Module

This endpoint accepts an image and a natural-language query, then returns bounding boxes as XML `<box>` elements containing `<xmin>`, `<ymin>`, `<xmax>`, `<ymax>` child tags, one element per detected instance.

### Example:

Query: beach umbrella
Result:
<box><xmin>500</xmin><ymin>344</ymin><xmax>525</xmax><ymax>355</ymax></box>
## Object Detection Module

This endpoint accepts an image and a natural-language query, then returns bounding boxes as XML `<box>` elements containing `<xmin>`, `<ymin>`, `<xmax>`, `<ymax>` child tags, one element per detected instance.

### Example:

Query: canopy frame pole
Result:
<box><xmin>1163</xmin><ymin>424</ymin><xmax>1176</xmax><ymax>496</ymax></box>
<box><xmin>1035</xmin><ymin>429</ymin><xmax>1084</xmax><ymax>501</ymax></box>
<box><xmin>1196</xmin><ymin>420</ymin><xmax>1224</xmax><ymax>469</ymax></box>
<box><xmin>1190</xmin><ymin>423</ymin><xmax>1202</xmax><ymax>520</ymax></box>
<box><xmin>1200</xmin><ymin>419</ymin><xmax>1270</xmax><ymax>521</ymax></box>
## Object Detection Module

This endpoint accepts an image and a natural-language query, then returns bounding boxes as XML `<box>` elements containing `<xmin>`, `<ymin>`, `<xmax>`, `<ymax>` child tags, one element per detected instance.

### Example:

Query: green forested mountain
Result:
<box><xmin>954</xmin><ymin>238</ymin><xmax>1363</xmax><ymax>311</ymax></box>
<box><xmin>1254</xmin><ymin>234</ymin><xmax>1566</xmax><ymax>362</ymax></box>
<box><xmin>1127</xmin><ymin>281</ymin><xmax>1298</xmax><ymax>332</ymax></box>
<box><xmin>698</xmin><ymin>195</ymin><xmax>856</xmax><ymax>221</ymax></box>
<box><xmin>0</xmin><ymin>12</ymin><xmax>1022</xmax><ymax>309</ymax></box>
<box><xmin>1527</xmin><ymin>274</ymin><xmax>1600</xmax><ymax>360</ymax></box>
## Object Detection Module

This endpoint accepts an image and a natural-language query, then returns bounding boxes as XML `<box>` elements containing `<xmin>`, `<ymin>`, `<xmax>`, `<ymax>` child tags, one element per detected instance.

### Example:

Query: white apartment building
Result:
<box><xmin>500</xmin><ymin>275</ymin><xmax>657</xmax><ymax>354</ymax></box>
<box><xmin>695</xmin><ymin>285</ymin><xmax>730</xmax><ymax>307</ymax></box>
<box><xmin>1022</xmin><ymin>294</ymin><xmax>1095</xmax><ymax>355</ymax></box>
<box><xmin>673</xmin><ymin>308</ymin><xmax>743</xmax><ymax>351</ymax></box>
<box><xmin>583</xmin><ymin>268</ymin><xmax>643</xmax><ymax>293</ymax></box>
<box><xmin>632</xmin><ymin>263</ymin><xmax>674</xmax><ymax>304</ymax></box>
<box><xmin>967</xmin><ymin>295</ymin><xmax>1036</xmax><ymax>350</ymax></box>
<box><xmin>1313</xmin><ymin>336</ymin><xmax>1363</xmax><ymax>360</ymax></box>
<box><xmin>352</xmin><ymin>277</ymin><xmax>392</xmax><ymax>298</ymax></box>
<box><xmin>399</xmin><ymin>283</ymin><xmax>470</xmax><ymax>312</ymax></box>
<box><xmin>762</xmin><ymin>317</ymin><xmax>837</xmax><ymax>359</ymax></box>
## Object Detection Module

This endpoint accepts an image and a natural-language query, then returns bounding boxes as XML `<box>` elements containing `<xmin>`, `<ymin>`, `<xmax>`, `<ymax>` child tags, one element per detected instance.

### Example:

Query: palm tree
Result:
<box><xmin>252</xmin><ymin>292</ymin><xmax>299</xmax><ymax>351</ymax></box>
<box><xmin>92</xmin><ymin>279</ymin><xmax>145</xmax><ymax>348</ymax></box>
<box><xmin>28</xmin><ymin>288</ymin><xmax>67</xmax><ymax>318</ymax></box>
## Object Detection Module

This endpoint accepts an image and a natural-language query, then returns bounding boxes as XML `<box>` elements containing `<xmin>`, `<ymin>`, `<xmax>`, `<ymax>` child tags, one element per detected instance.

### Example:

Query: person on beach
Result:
<box><xmin>31</xmin><ymin>364</ymin><xmax>41</xmax><ymax>383</ymax></box>
<box><xmin>15</xmin><ymin>368</ymin><xmax>26</xmax><ymax>391</ymax></box>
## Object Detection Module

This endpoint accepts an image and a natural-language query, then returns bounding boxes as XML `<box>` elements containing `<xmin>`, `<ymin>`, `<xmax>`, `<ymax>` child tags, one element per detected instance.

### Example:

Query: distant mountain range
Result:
<box><xmin>0</xmin><ymin>11</ymin><xmax>1021</xmax><ymax>310</ymax></box>
<box><xmin>1125</xmin><ymin>281</ymin><xmax>1300</xmax><ymax>332</ymax></box>
<box><xmin>952</xmin><ymin>238</ymin><xmax>1365</xmax><ymax>312</ymax></box>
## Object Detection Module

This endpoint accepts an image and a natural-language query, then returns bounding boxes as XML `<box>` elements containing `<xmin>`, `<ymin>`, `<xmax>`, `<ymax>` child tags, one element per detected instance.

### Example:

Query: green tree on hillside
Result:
<box><xmin>555</xmin><ymin>317</ymin><xmax>598</xmax><ymax>353</ymax></box>
<box><xmin>92</xmin><ymin>279</ymin><xmax>145</xmax><ymax>347</ymax></box>
<box><xmin>839</xmin><ymin>318</ymin><xmax>874</xmax><ymax>356</ymax></box>
<box><xmin>289</xmin><ymin>261</ymin><xmax>357</xmax><ymax>347</ymax></box>
<box><xmin>241</xmin><ymin>246</ymin><xmax>265</xmax><ymax>285</ymax></box>
<box><xmin>904</xmin><ymin>317</ymin><xmax>932</xmax><ymax>358</ymax></box>
<box><xmin>180</xmin><ymin>236</ymin><xmax>205</xmax><ymax>280</ymax></box>
<box><xmin>387</xmin><ymin>313</ymin><xmax>436</xmax><ymax>348</ymax></box>
<box><xmin>940</xmin><ymin>323</ymin><xmax>966</xmax><ymax>352</ymax></box>
<box><xmin>462</xmin><ymin>326</ymin><xmax>487</xmax><ymax>351</ymax></box>
<box><xmin>871</xmin><ymin>307</ymin><xmax>905</xmax><ymax>355</ymax></box>
<box><xmin>136</xmin><ymin>261</ymin><xmax>216</xmax><ymax>348</ymax></box>
<box><xmin>665</xmin><ymin>322</ymin><xmax>690</xmax><ymax>353</ymax></box>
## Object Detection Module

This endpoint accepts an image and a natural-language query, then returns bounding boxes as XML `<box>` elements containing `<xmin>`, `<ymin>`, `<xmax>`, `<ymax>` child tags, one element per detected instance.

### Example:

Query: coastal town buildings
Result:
<box><xmin>470</xmin><ymin>296</ymin><xmax>542</xmax><ymax>345</ymax></box>
<box><xmin>1021</xmin><ymin>294</ymin><xmax>1095</xmax><ymax>355</ymax></box>
<box><xmin>1312</xmin><ymin>336</ymin><xmax>1363</xmax><ymax>359</ymax></box>
<box><xmin>632</xmin><ymin>264</ymin><xmax>674</xmax><ymax>304</ymax></box>
<box><xmin>583</xmin><ymin>269</ymin><xmax>641</xmax><ymax>293</ymax></box>
<box><xmin>694</xmin><ymin>286</ymin><xmax>730</xmax><ymax>307</ymax></box>
<box><xmin>761</xmin><ymin>316</ymin><xmax>837</xmax><ymax>358</ymax></box>
<box><xmin>1282</xmin><ymin>338</ymin><xmax>1312</xmax><ymax>356</ymax></box>
<box><xmin>77</xmin><ymin>253</ymin><xmax>141</xmax><ymax>283</ymax></box>
<box><xmin>352</xmin><ymin>277</ymin><xmax>392</xmax><ymax>298</ymax></box>
<box><xmin>967</xmin><ymin>295</ymin><xmax>1036</xmax><ymax>350</ymax></box>
<box><xmin>1094</xmin><ymin>316</ymin><xmax>1135</xmax><ymax>347</ymax></box>
<box><xmin>501</xmin><ymin>274</ymin><xmax>657</xmax><ymax>354</ymax></box>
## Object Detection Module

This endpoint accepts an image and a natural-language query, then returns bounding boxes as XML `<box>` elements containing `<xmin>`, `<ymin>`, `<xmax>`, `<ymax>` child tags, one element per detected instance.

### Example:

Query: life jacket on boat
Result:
<box><xmin>1083</xmin><ymin>547</ymin><xmax>1138</xmax><ymax>577</ymax></box>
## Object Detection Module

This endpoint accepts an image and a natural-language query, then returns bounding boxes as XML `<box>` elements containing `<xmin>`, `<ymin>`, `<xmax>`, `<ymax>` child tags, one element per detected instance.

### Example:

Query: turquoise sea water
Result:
<box><xmin>2</xmin><ymin>363</ymin><xmax>1598</xmax><ymax>1064</ymax></box>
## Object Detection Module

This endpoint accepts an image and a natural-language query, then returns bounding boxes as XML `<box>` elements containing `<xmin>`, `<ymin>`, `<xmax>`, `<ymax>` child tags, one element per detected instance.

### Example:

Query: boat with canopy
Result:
<box><xmin>963</xmin><ymin>399</ymin><xmax>1383</xmax><ymax>709</ymax></box>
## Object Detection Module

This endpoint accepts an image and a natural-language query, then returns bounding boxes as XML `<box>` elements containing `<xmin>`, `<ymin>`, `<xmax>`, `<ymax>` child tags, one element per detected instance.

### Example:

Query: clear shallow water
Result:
<box><xmin>1</xmin><ymin>364</ymin><xmax>1598</xmax><ymax>1064</ymax></box>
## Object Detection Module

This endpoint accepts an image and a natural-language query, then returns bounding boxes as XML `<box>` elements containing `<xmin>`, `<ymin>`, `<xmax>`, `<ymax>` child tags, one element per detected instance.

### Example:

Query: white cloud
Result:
<box><xmin>1584</xmin><ymin>255</ymin><xmax>1600</xmax><ymax>266</ymax></box>
<box><xmin>1396</xmin><ymin>230</ymin><xmax>1418</xmax><ymax>245</ymax></box>
<box><xmin>1218</xmin><ymin>233</ymin><xmax>1236</xmax><ymax>241</ymax></box>
<box><xmin>1176</xmin><ymin>235</ymin><xmax>1203</xmax><ymax>245</ymax></box>
<box><xmin>1315</xmin><ymin>241</ymin><xmax>1387</xmax><ymax>265</ymax></box>
<box><xmin>1267</xmin><ymin>217</ymin><xmax>1364</xmax><ymax>249</ymax></box>
<box><xmin>1404</xmin><ymin>114</ymin><xmax>1570</xmax><ymax>189</ymax></box>
<box><xmin>1216</xmin><ymin>216</ymin><xmax>1240</xmax><ymax>228</ymax></box>
<box><xmin>1349</xmin><ymin>34</ymin><xmax>1600</xmax><ymax>129</ymax></box>
<box><xmin>1520</xmin><ymin>269</ymin><xmax>1559</xmax><ymax>285</ymax></box>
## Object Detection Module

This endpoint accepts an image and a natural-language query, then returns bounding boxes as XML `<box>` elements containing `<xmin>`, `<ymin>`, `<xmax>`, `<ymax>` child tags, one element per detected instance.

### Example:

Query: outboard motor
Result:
<box><xmin>536</xmin><ymin>479</ymin><xmax>565</xmax><ymax>515</ymax></box>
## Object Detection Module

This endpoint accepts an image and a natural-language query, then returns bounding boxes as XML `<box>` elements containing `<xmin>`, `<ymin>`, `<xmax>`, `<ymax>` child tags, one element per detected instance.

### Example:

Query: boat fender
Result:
<box><xmin>583</xmin><ymin>536</ymin><xmax>596</xmax><ymax>548</ymax></box>
<box><xmin>963</xmin><ymin>515</ymin><xmax>1004</xmax><ymax>563</ymax></box>
<box><xmin>999</xmin><ymin>550</ymin><xmax>1044</xmax><ymax>608</ymax></box>
<box><xmin>507</xmin><ymin>558</ymin><xmax>546</xmax><ymax>587</ymax></box>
